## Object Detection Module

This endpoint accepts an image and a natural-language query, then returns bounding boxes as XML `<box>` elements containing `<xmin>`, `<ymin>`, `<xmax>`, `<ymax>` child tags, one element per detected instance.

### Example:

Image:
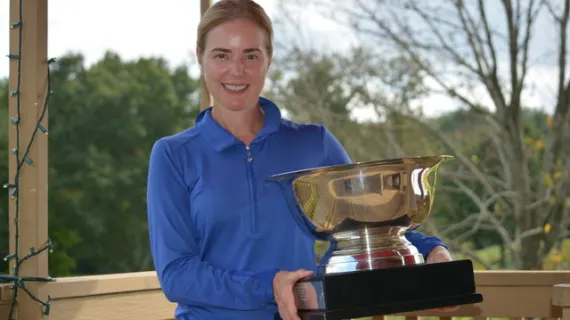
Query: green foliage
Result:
<box><xmin>1</xmin><ymin>51</ymin><xmax>200</xmax><ymax>276</ymax></box>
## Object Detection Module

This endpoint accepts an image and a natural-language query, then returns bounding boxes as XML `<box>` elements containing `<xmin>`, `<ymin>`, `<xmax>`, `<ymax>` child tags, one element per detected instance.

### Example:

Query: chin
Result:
<box><xmin>217</xmin><ymin>85</ymin><xmax>259</xmax><ymax>111</ymax></box>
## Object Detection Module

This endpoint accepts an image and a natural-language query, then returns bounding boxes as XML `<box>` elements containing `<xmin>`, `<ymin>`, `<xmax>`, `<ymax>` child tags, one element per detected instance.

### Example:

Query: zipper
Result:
<box><xmin>245</xmin><ymin>145</ymin><xmax>258</xmax><ymax>235</ymax></box>
<box><xmin>246</xmin><ymin>145</ymin><xmax>253</xmax><ymax>163</ymax></box>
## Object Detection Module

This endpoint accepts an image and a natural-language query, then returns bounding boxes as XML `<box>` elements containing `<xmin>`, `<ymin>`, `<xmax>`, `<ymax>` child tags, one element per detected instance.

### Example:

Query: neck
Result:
<box><xmin>211</xmin><ymin>103</ymin><xmax>264</xmax><ymax>145</ymax></box>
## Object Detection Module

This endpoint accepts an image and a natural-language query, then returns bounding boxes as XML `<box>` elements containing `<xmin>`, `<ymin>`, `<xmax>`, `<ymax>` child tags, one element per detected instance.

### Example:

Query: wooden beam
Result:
<box><xmin>7</xmin><ymin>0</ymin><xmax>50</xmax><ymax>319</ymax></box>
<box><xmin>199</xmin><ymin>0</ymin><xmax>212</xmax><ymax>110</ymax></box>
<box><xmin>553</xmin><ymin>284</ymin><xmax>570</xmax><ymax>320</ymax></box>
<box><xmin>2</xmin><ymin>271</ymin><xmax>569</xmax><ymax>319</ymax></box>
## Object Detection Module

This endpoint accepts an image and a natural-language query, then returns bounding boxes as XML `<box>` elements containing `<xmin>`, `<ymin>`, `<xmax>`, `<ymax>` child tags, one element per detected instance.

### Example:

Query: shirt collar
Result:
<box><xmin>195</xmin><ymin>96</ymin><xmax>282</xmax><ymax>151</ymax></box>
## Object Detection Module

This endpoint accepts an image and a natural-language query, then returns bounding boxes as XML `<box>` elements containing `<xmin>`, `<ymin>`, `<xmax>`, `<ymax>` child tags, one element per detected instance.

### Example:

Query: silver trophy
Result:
<box><xmin>269</xmin><ymin>155</ymin><xmax>483</xmax><ymax>320</ymax></box>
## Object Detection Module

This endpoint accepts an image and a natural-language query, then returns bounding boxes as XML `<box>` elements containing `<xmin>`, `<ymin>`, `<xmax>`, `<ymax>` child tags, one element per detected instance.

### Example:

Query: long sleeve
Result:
<box><xmin>319</xmin><ymin>125</ymin><xmax>448</xmax><ymax>259</ymax></box>
<box><xmin>146</xmin><ymin>139</ymin><xmax>278</xmax><ymax>310</ymax></box>
<box><xmin>405</xmin><ymin>230</ymin><xmax>447</xmax><ymax>259</ymax></box>
<box><xmin>321</xmin><ymin>125</ymin><xmax>352</xmax><ymax>166</ymax></box>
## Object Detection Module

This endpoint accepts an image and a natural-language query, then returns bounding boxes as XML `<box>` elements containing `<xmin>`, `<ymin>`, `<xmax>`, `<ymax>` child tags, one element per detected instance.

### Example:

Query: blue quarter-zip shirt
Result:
<box><xmin>146</xmin><ymin>97</ymin><xmax>446</xmax><ymax>320</ymax></box>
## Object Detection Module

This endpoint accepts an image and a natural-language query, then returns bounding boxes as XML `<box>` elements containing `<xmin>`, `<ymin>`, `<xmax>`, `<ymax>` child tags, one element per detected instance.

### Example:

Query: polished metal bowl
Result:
<box><xmin>269</xmin><ymin>155</ymin><xmax>452</xmax><ymax>273</ymax></box>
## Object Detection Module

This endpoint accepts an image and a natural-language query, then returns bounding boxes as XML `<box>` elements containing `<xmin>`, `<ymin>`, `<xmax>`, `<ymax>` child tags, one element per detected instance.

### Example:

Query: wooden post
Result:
<box><xmin>199</xmin><ymin>0</ymin><xmax>212</xmax><ymax>111</ymax></box>
<box><xmin>553</xmin><ymin>284</ymin><xmax>570</xmax><ymax>320</ymax></box>
<box><xmin>7</xmin><ymin>0</ymin><xmax>50</xmax><ymax>319</ymax></box>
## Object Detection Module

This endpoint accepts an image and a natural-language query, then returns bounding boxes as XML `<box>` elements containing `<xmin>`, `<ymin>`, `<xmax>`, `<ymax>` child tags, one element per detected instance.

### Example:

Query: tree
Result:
<box><xmin>264</xmin><ymin>45</ymin><xmax>508</xmax><ymax>269</ymax></box>
<box><xmin>282</xmin><ymin>0</ymin><xmax>570</xmax><ymax>269</ymax></box>
<box><xmin>1</xmin><ymin>51</ymin><xmax>200</xmax><ymax>276</ymax></box>
<box><xmin>264</xmin><ymin>46</ymin><xmax>436</xmax><ymax>162</ymax></box>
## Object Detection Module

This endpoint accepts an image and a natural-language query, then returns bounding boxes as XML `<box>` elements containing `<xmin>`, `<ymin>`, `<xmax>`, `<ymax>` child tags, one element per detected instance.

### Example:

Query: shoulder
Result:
<box><xmin>278</xmin><ymin>118</ymin><xmax>350</xmax><ymax>165</ymax></box>
<box><xmin>148</xmin><ymin>126</ymin><xmax>204</xmax><ymax>184</ymax></box>
<box><xmin>152</xmin><ymin>126</ymin><xmax>201</xmax><ymax>153</ymax></box>
<box><xmin>259</xmin><ymin>96</ymin><xmax>330</xmax><ymax>140</ymax></box>
<box><xmin>278</xmin><ymin>118</ymin><xmax>328</xmax><ymax>139</ymax></box>
<box><xmin>149</xmin><ymin>126</ymin><xmax>203</xmax><ymax>167</ymax></box>
<box><xmin>278</xmin><ymin>119</ymin><xmax>342</xmax><ymax>148</ymax></box>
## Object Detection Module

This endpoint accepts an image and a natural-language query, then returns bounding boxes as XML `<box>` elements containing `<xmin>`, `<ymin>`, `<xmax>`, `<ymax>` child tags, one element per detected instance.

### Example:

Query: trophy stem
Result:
<box><xmin>324</xmin><ymin>226</ymin><xmax>424</xmax><ymax>274</ymax></box>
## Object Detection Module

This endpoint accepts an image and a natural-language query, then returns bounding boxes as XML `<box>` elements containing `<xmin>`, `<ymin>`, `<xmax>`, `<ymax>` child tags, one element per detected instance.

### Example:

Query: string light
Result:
<box><xmin>1</xmin><ymin>0</ymin><xmax>55</xmax><ymax>317</ymax></box>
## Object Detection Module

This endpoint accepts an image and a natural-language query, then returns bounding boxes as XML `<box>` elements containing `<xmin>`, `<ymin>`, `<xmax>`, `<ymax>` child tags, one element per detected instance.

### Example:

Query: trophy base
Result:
<box><xmin>283</xmin><ymin>259</ymin><xmax>483</xmax><ymax>320</ymax></box>
<box><xmin>292</xmin><ymin>293</ymin><xmax>483</xmax><ymax>320</ymax></box>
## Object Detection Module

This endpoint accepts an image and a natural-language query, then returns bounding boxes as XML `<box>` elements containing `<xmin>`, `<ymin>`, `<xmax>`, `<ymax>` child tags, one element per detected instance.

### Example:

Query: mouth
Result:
<box><xmin>223</xmin><ymin>83</ymin><xmax>249</xmax><ymax>92</ymax></box>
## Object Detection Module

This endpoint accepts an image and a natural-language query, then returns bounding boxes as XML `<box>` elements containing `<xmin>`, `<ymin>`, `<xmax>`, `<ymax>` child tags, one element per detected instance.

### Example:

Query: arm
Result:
<box><xmin>321</xmin><ymin>125</ymin><xmax>352</xmax><ymax>166</ymax></box>
<box><xmin>404</xmin><ymin>230</ymin><xmax>449</xmax><ymax>259</ymax></box>
<box><xmin>318</xmin><ymin>125</ymin><xmax>451</xmax><ymax>260</ymax></box>
<box><xmin>147</xmin><ymin>139</ymin><xmax>278</xmax><ymax>310</ymax></box>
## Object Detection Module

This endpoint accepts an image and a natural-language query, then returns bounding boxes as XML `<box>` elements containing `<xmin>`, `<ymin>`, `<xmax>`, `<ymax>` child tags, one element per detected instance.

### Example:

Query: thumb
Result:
<box><xmin>294</xmin><ymin>269</ymin><xmax>314</xmax><ymax>280</ymax></box>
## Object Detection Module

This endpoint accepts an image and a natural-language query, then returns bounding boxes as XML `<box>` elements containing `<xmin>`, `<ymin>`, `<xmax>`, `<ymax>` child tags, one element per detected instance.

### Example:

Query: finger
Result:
<box><xmin>283</xmin><ymin>283</ymin><xmax>302</xmax><ymax>320</ymax></box>
<box><xmin>277</xmin><ymin>308</ymin><xmax>288</xmax><ymax>320</ymax></box>
<box><xmin>279</xmin><ymin>298</ymin><xmax>299</xmax><ymax>320</ymax></box>
<box><xmin>442</xmin><ymin>306</ymin><xmax>459</xmax><ymax>311</ymax></box>
<box><xmin>286</xmin><ymin>302</ymin><xmax>301</xmax><ymax>320</ymax></box>
<box><xmin>293</xmin><ymin>269</ymin><xmax>314</xmax><ymax>280</ymax></box>
<box><xmin>433</xmin><ymin>306</ymin><xmax>458</xmax><ymax>312</ymax></box>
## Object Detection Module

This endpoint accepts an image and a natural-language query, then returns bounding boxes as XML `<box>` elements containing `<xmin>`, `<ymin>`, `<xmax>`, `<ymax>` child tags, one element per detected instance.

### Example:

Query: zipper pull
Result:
<box><xmin>246</xmin><ymin>145</ymin><xmax>253</xmax><ymax>162</ymax></box>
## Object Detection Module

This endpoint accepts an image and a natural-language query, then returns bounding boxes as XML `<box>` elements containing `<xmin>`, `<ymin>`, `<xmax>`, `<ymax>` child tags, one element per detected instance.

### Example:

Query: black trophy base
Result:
<box><xmin>277</xmin><ymin>259</ymin><xmax>483</xmax><ymax>320</ymax></box>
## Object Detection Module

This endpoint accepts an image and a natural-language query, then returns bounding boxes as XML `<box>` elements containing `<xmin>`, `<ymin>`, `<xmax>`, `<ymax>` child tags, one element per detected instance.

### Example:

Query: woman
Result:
<box><xmin>146</xmin><ymin>0</ymin><xmax>454</xmax><ymax>319</ymax></box>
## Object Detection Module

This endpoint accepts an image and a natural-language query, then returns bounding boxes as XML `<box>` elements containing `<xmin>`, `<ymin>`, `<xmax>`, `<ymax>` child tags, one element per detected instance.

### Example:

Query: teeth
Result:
<box><xmin>224</xmin><ymin>84</ymin><xmax>248</xmax><ymax>91</ymax></box>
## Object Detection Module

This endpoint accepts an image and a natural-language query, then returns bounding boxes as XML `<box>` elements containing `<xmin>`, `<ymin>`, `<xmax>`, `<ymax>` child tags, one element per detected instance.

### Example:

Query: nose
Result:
<box><xmin>229</xmin><ymin>58</ymin><xmax>245</xmax><ymax>75</ymax></box>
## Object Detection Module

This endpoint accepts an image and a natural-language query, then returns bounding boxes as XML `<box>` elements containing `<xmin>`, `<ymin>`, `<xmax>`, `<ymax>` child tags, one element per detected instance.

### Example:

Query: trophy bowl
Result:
<box><xmin>268</xmin><ymin>155</ymin><xmax>483</xmax><ymax>320</ymax></box>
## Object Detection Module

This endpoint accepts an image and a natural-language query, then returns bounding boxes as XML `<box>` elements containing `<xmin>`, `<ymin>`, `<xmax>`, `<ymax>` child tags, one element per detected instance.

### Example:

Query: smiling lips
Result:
<box><xmin>223</xmin><ymin>83</ymin><xmax>249</xmax><ymax>92</ymax></box>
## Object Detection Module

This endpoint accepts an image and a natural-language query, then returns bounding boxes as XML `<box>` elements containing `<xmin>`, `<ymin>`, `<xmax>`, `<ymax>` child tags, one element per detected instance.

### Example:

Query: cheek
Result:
<box><xmin>246</xmin><ymin>62</ymin><xmax>268</xmax><ymax>80</ymax></box>
<box><xmin>203</xmin><ymin>62</ymin><xmax>226</xmax><ymax>80</ymax></box>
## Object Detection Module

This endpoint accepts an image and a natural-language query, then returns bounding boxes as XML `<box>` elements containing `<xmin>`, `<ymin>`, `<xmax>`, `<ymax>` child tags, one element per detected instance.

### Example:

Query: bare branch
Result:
<box><xmin>422</xmin><ymin>220</ymin><xmax>496</xmax><ymax>269</ymax></box>
<box><xmin>449</xmin><ymin>176</ymin><xmax>514</xmax><ymax>250</ymax></box>
<box><xmin>406</xmin><ymin>0</ymin><xmax>483</xmax><ymax>77</ymax></box>
<box><xmin>275</xmin><ymin>0</ymin><xmax>570</xmax><ymax>269</ymax></box>
<box><xmin>367</xmin><ymin>94</ymin><xmax>511</xmax><ymax>212</ymax></box>
<box><xmin>349</xmin><ymin>0</ymin><xmax>502</xmax><ymax>122</ymax></box>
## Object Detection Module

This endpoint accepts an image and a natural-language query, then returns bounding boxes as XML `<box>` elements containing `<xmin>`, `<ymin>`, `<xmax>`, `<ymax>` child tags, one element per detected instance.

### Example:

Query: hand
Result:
<box><xmin>273</xmin><ymin>269</ymin><xmax>314</xmax><ymax>320</ymax></box>
<box><xmin>294</xmin><ymin>281</ymin><xmax>320</xmax><ymax>309</ymax></box>
<box><xmin>426</xmin><ymin>246</ymin><xmax>453</xmax><ymax>264</ymax></box>
<box><xmin>426</xmin><ymin>246</ymin><xmax>458</xmax><ymax>312</ymax></box>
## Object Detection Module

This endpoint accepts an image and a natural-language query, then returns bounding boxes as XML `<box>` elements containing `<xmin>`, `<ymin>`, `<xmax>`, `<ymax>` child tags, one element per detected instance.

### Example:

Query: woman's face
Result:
<box><xmin>199</xmin><ymin>18</ymin><xmax>271</xmax><ymax>112</ymax></box>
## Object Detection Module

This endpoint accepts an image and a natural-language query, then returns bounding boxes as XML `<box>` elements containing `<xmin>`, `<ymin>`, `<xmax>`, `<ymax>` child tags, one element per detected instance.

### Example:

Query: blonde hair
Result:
<box><xmin>197</xmin><ymin>0</ymin><xmax>274</xmax><ymax>58</ymax></box>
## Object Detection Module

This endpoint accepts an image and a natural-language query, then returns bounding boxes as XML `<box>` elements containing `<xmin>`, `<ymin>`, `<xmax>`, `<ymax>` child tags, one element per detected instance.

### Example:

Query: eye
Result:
<box><xmin>246</xmin><ymin>54</ymin><xmax>259</xmax><ymax>60</ymax></box>
<box><xmin>214</xmin><ymin>53</ymin><xmax>228</xmax><ymax>59</ymax></box>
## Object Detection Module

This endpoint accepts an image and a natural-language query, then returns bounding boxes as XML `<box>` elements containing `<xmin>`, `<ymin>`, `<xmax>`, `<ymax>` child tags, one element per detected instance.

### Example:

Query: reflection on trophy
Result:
<box><xmin>269</xmin><ymin>155</ymin><xmax>483</xmax><ymax>320</ymax></box>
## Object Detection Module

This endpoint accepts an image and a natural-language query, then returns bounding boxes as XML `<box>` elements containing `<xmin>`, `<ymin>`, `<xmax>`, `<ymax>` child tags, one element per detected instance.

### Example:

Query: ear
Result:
<box><xmin>196</xmin><ymin>48</ymin><xmax>203</xmax><ymax>65</ymax></box>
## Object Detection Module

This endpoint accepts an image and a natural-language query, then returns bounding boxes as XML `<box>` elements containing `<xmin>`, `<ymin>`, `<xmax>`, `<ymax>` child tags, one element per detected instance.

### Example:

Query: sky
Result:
<box><xmin>0</xmin><ymin>0</ymin><xmax>351</xmax><ymax>77</ymax></box>
<box><xmin>0</xmin><ymin>0</ymin><xmax>261</xmax><ymax>77</ymax></box>
<box><xmin>0</xmin><ymin>0</ymin><xmax>562</xmax><ymax>119</ymax></box>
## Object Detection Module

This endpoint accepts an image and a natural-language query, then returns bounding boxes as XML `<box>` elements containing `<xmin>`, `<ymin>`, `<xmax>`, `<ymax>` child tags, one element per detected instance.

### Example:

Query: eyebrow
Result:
<box><xmin>210</xmin><ymin>48</ymin><xmax>262</xmax><ymax>53</ymax></box>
